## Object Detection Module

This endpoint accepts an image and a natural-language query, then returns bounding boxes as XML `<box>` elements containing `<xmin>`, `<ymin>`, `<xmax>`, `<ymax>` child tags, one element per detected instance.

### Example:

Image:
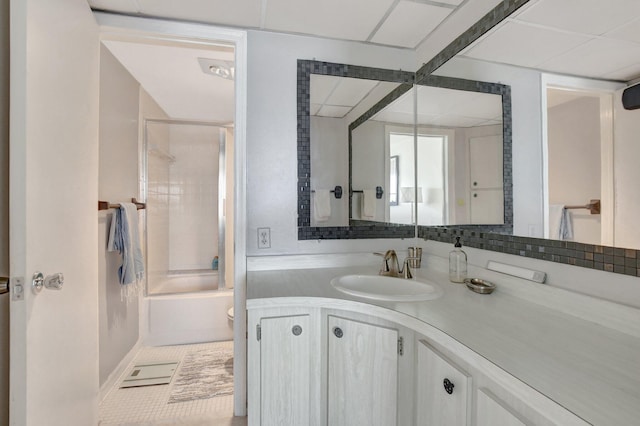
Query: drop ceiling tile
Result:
<box><xmin>317</xmin><ymin>105</ymin><xmax>352</xmax><ymax>118</ymax></box>
<box><xmin>88</xmin><ymin>0</ymin><xmax>139</xmax><ymax>13</ymax></box>
<box><xmin>464</xmin><ymin>21</ymin><xmax>591</xmax><ymax>68</ymax></box>
<box><xmin>602</xmin><ymin>63</ymin><xmax>640</xmax><ymax>82</ymax></box>
<box><xmin>540</xmin><ymin>38</ymin><xmax>640</xmax><ymax>79</ymax></box>
<box><xmin>371</xmin><ymin>1</ymin><xmax>452</xmax><ymax>48</ymax></box>
<box><xmin>417</xmin><ymin>85</ymin><xmax>480</xmax><ymax>116</ymax></box>
<box><xmin>516</xmin><ymin>0</ymin><xmax>640</xmax><ymax>36</ymax></box>
<box><xmin>264</xmin><ymin>0</ymin><xmax>396</xmax><ymax>41</ymax></box>
<box><xmin>327</xmin><ymin>78</ymin><xmax>379</xmax><ymax>107</ymax></box>
<box><xmin>135</xmin><ymin>0</ymin><xmax>262</xmax><ymax>28</ymax></box>
<box><xmin>310</xmin><ymin>104</ymin><xmax>322</xmax><ymax>115</ymax></box>
<box><xmin>449</xmin><ymin>92</ymin><xmax>502</xmax><ymax>120</ymax></box>
<box><xmin>429</xmin><ymin>114</ymin><xmax>488</xmax><ymax>128</ymax></box>
<box><xmin>310</xmin><ymin>75</ymin><xmax>340</xmax><ymax>104</ymax></box>
<box><xmin>605</xmin><ymin>17</ymin><xmax>640</xmax><ymax>44</ymax></box>
<box><xmin>372</xmin><ymin>110</ymin><xmax>414</xmax><ymax>125</ymax></box>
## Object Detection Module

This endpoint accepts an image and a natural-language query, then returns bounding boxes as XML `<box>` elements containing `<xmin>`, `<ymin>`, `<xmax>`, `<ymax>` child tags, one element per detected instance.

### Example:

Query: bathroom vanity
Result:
<box><xmin>246</xmin><ymin>260</ymin><xmax>640</xmax><ymax>426</ymax></box>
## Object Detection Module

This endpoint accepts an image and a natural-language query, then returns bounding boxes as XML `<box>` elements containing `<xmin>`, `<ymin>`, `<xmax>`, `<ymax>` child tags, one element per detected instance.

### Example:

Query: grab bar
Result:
<box><xmin>0</xmin><ymin>277</ymin><xmax>8</xmax><ymax>295</ymax></box>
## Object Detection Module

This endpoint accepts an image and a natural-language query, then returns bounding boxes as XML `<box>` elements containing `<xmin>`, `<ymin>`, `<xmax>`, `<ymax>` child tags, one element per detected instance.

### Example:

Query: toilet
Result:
<box><xmin>227</xmin><ymin>307</ymin><xmax>234</xmax><ymax>322</ymax></box>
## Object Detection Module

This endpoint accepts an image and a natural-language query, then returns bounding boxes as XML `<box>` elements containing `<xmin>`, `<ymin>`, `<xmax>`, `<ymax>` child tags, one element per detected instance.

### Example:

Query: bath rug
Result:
<box><xmin>168</xmin><ymin>346</ymin><xmax>234</xmax><ymax>403</ymax></box>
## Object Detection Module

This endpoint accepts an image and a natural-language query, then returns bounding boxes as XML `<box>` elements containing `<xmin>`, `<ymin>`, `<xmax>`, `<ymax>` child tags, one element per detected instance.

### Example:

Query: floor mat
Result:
<box><xmin>120</xmin><ymin>362</ymin><xmax>179</xmax><ymax>388</ymax></box>
<box><xmin>168</xmin><ymin>346</ymin><xmax>234</xmax><ymax>404</ymax></box>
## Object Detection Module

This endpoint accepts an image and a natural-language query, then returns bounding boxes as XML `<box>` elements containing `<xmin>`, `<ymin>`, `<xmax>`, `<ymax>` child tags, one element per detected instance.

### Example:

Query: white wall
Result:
<box><xmin>0</xmin><ymin>0</ymin><xmax>9</xmax><ymax>422</ymax></box>
<box><xmin>246</xmin><ymin>30</ymin><xmax>416</xmax><ymax>256</ymax></box>
<box><xmin>613</xmin><ymin>90</ymin><xmax>640</xmax><ymax>250</ymax></box>
<box><xmin>167</xmin><ymin>125</ymin><xmax>220</xmax><ymax>270</ymax></box>
<box><xmin>310</xmin><ymin>116</ymin><xmax>349</xmax><ymax>226</ymax></box>
<box><xmin>548</xmin><ymin>97</ymin><xmax>601</xmax><ymax>245</ymax></box>
<box><xmin>434</xmin><ymin>57</ymin><xmax>544</xmax><ymax>237</ymax></box>
<box><xmin>390</xmin><ymin>132</ymin><xmax>414</xmax><ymax>224</ymax></box>
<box><xmin>351</xmin><ymin>120</ymin><xmax>387</xmax><ymax>222</ymax></box>
<box><xmin>97</xmin><ymin>47</ymin><xmax>142</xmax><ymax>387</ymax></box>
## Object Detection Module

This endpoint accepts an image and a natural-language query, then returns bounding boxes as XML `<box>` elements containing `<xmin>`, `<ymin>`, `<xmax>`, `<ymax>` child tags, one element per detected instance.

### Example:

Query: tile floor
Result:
<box><xmin>99</xmin><ymin>341</ymin><xmax>246</xmax><ymax>426</ymax></box>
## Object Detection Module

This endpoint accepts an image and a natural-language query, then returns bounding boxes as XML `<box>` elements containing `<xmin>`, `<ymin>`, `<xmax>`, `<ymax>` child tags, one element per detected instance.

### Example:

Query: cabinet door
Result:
<box><xmin>327</xmin><ymin>315</ymin><xmax>399</xmax><ymax>426</ymax></box>
<box><xmin>260</xmin><ymin>315</ymin><xmax>310</xmax><ymax>426</ymax></box>
<box><xmin>477</xmin><ymin>388</ymin><xmax>529</xmax><ymax>426</ymax></box>
<box><xmin>416</xmin><ymin>340</ymin><xmax>471</xmax><ymax>426</ymax></box>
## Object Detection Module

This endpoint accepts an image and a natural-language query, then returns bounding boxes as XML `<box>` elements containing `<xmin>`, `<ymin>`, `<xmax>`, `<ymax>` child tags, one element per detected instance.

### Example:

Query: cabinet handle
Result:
<box><xmin>443</xmin><ymin>378</ymin><xmax>455</xmax><ymax>394</ymax></box>
<box><xmin>473</xmin><ymin>193</ymin><xmax>478</xmax><ymax>198</ymax></box>
<box><xmin>473</xmin><ymin>181</ymin><xmax>478</xmax><ymax>186</ymax></box>
<box><xmin>333</xmin><ymin>327</ymin><xmax>343</xmax><ymax>338</ymax></box>
<box><xmin>292</xmin><ymin>325</ymin><xmax>303</xmax><ymax>336</ymax></box>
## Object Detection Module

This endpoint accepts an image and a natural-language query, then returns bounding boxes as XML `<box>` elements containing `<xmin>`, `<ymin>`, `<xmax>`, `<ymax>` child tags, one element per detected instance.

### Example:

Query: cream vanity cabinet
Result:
<box><xmin>416</xmin><ymin>339</ymin><xmax>471</xmax><ymax>425</ymax></box>
<box><xmin>415</xmin><ymin>335</ymin><xmax>588</xmax><ymax>426</ymax></box>
<box><xmin>248</xmin><ymin>307</ymin><xmax>414</xmax><ymax>426</ymax></box>
<box><xmin>248</xmin><ymin>303</ymin><xmax>588</xmax><ymax>426</ymax></box>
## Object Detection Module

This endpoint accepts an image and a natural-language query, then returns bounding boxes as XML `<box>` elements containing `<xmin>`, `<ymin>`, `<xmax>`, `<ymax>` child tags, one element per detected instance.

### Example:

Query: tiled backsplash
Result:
<box><xmin>419</xmin><ymin>226</ymin><xmax>640</xmax><ymax>277</ymax></box>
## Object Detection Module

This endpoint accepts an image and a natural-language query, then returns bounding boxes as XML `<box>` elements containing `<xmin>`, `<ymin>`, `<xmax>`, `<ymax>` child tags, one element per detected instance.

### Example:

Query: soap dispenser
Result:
<box><xmin>449</xmin><ymin>237</ymin><xmax>467</xmax><ymax>283</ymax></box>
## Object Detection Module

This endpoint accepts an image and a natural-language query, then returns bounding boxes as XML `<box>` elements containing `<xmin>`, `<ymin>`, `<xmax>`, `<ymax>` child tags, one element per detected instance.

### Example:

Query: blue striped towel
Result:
<box><xmin>107</xmin><ymin>203</ymin><xmax>144</xmax><ymax>298</ymax></box>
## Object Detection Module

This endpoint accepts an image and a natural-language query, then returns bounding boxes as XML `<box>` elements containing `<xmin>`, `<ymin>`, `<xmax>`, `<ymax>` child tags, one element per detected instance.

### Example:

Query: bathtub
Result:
<box><xmin>143</xmin><ymin>288</ymin><xmax>234</xmax><ymax>346</ymax></box>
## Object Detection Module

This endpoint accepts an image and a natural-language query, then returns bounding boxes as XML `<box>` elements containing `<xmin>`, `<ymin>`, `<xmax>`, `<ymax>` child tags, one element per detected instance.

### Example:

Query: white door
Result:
<box><xmin>9</xmin><ymin>0</ymin><xmax>100</xmax><ymax>425</ymax></box>
<box><xmin>327</xmin><ymin>315</ymin><xmax>398</xmax><ymax>426</ymax></box>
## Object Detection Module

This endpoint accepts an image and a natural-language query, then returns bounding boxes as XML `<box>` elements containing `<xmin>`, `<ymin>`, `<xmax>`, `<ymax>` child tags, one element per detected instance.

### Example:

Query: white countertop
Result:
<box><xmin>247</xmin><ymin>264</ymin><xmax>640</xmax><ymax>426</ymax></box>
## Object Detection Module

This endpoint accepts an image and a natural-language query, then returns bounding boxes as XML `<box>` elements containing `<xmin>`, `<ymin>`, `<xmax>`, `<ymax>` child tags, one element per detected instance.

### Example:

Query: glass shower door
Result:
<box><xmin>143</xmin><ymin>120</ymin><xmax>226</xmax><ymax>295</ymax></box>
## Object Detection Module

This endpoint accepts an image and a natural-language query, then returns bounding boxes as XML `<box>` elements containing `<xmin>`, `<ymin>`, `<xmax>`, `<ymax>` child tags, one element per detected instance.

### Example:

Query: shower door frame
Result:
<box><xmin>142</xmin><ymin>118</ymin><xmax>232</xmax><ymax>295</ymax></box>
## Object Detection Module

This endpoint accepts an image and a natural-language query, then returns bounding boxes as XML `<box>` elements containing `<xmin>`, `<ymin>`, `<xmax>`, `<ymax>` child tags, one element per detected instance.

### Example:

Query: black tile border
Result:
<box><xmin>419</xmin><ymin>226</ymin><xmax>640</xmax><ymax>278</ymax></box>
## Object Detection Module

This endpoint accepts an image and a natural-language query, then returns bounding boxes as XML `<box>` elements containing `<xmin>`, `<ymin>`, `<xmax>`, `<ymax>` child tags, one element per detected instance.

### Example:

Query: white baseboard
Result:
<box><xmin>99</xmin><ymin>339</ymin><xmax>143</xmax><ymax>403</ymax></box>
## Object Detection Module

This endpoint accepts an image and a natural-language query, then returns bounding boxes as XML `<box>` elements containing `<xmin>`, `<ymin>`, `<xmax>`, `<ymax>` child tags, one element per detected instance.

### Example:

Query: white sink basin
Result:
<box><xmin>330</xmin><ymin>274</ymin><xmax>443</xmax><ymax>302</ymax></box>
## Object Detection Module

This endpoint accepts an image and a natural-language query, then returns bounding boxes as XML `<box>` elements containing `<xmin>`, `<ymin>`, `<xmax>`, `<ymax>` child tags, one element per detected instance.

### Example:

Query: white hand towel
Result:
<box><xmin>314</xmin><ymin>190</ymin><xmax>331</xmax><ymax>222</ymax></box>
<box><xmin>362</xmin><ymin>189</ymin><xmax>376</xmax><ymax>219</ymax></box>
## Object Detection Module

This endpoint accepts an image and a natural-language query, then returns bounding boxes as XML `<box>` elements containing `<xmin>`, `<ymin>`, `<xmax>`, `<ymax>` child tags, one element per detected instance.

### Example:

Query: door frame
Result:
<box><xmin>540</xmin><ymin>73</ymin><xmax>623</xmax><ymax>245</ymax></box>
<box><xmin>95</xmin><ymin>13</ymin><xmax>248</xmax><ymax>416</ymax></box>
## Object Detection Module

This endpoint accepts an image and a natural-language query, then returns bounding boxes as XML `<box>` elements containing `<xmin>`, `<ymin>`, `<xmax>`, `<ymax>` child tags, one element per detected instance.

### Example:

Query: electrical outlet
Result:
<box><xmin>258</xmin><ymin>227</ymin><xmax>271</xmax><ymax>249</ymax></box>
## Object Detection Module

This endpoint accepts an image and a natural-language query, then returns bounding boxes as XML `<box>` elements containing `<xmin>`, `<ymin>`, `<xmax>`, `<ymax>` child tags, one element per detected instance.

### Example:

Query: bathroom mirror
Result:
<box><xmin>349</xmin><ymin>85</ymin><xmax>415</xmax><ymax>225</ymax></box>
<box><xmin>413</xmin><ymin>76</ymin><xmax>509</xmax><ymax>227</ymax></box>
<box><xmin>426</xmin><ymin>0</ymin><xmax>640</xmax><ymax>251</ymax></box>
<box><xmin>298</xmin><ymin>60</ymin><xmax>415</xmax><ymax>240</ymax></box>
<box><xmin>299</xmin><ymin>59</ymin><xmax>512</xmax><ymax>240</ymax></box>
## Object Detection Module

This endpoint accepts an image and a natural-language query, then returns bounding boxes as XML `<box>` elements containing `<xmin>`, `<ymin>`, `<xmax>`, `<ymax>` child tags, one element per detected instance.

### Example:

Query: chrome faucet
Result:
<box><xmin>374</xmin><ymin>250</ymin><xmax>420</xmax><ymax>279</ymax></box>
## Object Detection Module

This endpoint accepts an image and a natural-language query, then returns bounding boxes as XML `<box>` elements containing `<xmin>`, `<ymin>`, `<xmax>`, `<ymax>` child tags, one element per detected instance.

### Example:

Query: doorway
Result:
<box><xmin>95</xmin><ymin>18</ymin><xmax>246</xmax><ymax>422</ymax></box>
<box><xmin>541</xmin><ymin>74</ymin><xmax>622</xmax><ymax>245</ymax></box>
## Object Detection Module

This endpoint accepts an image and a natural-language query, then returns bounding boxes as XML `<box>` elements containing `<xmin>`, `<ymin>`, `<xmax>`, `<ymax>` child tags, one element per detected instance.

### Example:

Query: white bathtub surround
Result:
<box><xmin>143</xmin><ymin>289</ymin><xmax>234</xmax><ymax>347</ymax></box>
<box><xmin>99</xmin><ymin>341</ymin><xmax>238</xmax><ymax>425</ymax></box>
<box><xmin>247</xmin><ymin>256</ymin><xmax>640</xmax><ymax>425</ymax></box>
